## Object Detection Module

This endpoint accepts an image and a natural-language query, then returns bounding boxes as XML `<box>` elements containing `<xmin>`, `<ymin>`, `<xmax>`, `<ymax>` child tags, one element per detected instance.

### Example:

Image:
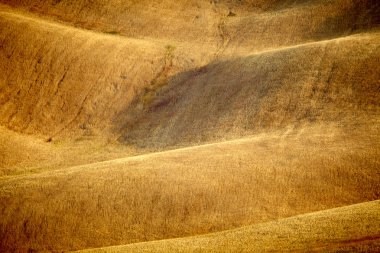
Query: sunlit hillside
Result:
<box><xmin>0</xmin><ymin>0</ymin><xmax>379</xmax><ymax>252</ymax></box>
<box><xmin>80</xmin><ymin>200</ymin><xmax>380</xmax><ymax>252</ymax></box>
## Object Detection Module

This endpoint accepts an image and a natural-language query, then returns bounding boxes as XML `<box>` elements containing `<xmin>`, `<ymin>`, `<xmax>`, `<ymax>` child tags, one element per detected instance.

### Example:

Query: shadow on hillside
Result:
<box><xmin>313</xmin><ymin>0</ymin><xmax>380</xmax><ymax>40</ymax></box>
<box><xmin>113</xmin><ymin>33</ymin><xmax>379</xmax><ymax>149</ymax></box>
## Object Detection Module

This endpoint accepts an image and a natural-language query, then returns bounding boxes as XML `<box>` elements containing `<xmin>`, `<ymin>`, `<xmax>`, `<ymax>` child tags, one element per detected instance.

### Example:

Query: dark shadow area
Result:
<box><xmin>114</xmin><ymin>34</ymin><xmax>380</xmax><ymax>149</ymax></box>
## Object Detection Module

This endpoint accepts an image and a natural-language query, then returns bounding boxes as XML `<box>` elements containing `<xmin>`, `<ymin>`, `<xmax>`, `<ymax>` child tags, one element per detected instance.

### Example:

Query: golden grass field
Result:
<box><xmin>0</xmin><ymin>0</ymin><xmax>379</xmax><ymax>252</ymax></box>
<box><xmin>79</xmin><ymin>200</ymin><xmax>380</xmax><ymax>252</ymax></box>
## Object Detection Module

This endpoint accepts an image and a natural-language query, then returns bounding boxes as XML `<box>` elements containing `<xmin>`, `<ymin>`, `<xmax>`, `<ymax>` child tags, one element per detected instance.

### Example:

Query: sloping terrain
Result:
<box><xmin>0</xmin><ymin>126</ymin><xmax>137</xmax><ymax>178</ymax></box>
<box><xmin>0</xmin><ymin>5</ymin><xmax>211</xmax><ymax>140</ymax></box>
<box><xmin>0</xmin><ymin>0</ymin><xmax>379</xmax><ymax>252</ymax></box>
<box><xmin>0</xmin><ymin>126</ymin><xmax>379</xmax><ymax>251</ymax></box>
<box><xmin>1</xmin><ymin>0</ymin><xmax>378</xmax><ymax>49</ymax></box>
<box><xmin>1</xmin><ymin>1</ymin><xmax>379</xmax><ymax>148</ymax></box>
<box><xmin>80</xmin><ymin>200</ymin><xmax>380</xmax><ymax>252</ymax></box>
<box><xmin>121</xmin><ymin>31</ymin><xmax>380</xmax><ymax>148</ymax></box>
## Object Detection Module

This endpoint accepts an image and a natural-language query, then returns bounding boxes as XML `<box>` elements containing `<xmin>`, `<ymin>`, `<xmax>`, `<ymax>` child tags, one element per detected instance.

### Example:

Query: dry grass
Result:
<box><xmin>0</xmin><ymin>0</ymin><xmax>223</xmax><ymax>44</ymax></box>
<box><xmin>224</xmin><ymin>0</ymin><xmax>380</xmax><ymax>54</ymax></box>
<box><xmin>0</xmin><ymin>126</ymin><xmax>138</xmax><ymax>178</ymax></box>
<box><xmin>0</xmin><ymin>0</ymin><xmax>379</xmax><ymax>252</ymax></box>
<box><xmin>0</xmin><ymin>126</ymin><xmax>379</xmax><ymax>251</ymax></box>
<box><xmin>79</xmin><ymin>200</ymin><xmax>380</xmax><ymax>252</ymax></box>
<box><xmin>121</xmin><ymin>31</ymin><xmax>380</xmax><ymax>149</ymax></box>
<box><xmin>1</xmin><ymin>0</ymin><xmax>378</xmax><ymax>50</ymax></box>
<box><xmin>0</xmin><ymin>2</ymin><xmax>378</xmax><ymax>146</ymax></box>
<box><xmin>0</xmin><ymin>6</ymin><xmax>210</xmax><ymax>140</ymax></box>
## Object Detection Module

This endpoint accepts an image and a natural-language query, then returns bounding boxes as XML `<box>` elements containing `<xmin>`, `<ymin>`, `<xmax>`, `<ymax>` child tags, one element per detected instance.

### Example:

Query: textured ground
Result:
<box><xmin>79</xmin><ymin>200</ymin><xmax>380</xmax><ymax>253</ymax></box>
<box><xmin>0</xmin><ymin>0</ymin><xmax>379</xmax><ymax>252</ymax></box>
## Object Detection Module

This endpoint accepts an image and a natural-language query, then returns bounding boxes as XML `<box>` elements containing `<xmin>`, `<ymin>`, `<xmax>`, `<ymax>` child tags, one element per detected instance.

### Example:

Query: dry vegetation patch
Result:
<box><xmin>0</xmin><ymin>0</ymin><xmax>379</xmax><ymax>252</ymax></box>
<box><xmin>79</xmin><ymin>200</ymin><xmax>380</xmax><ymax>252</ymax></box>
<box><xmin>0</xmin><ymin>8</ymin><xmax>208</xmax><ymax>140</ymax></box>
<box><xmin>0</xmin><ymin>126</ymin><xmax>379</xmax><ymax>251</ymax></box>
<box><xmin>121</xmin><ymin>31</ymin><xmax>380</xmax><ymax>149</ymax></box>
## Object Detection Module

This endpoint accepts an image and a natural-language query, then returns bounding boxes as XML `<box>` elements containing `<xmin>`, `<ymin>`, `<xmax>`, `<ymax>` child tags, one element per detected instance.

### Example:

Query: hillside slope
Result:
<box><xmin>80</xmin><ymin>200</ymin><xmax>380</xmax><ymax>252</ymax></box>
<box><xmin>0</xmin><ymin>0</ymin><xmax>379</xmax><ymax>252</ymax></box>
<box><xmin>0</xmin><ymin>126</ymin><xmax>379</xmax><ymax>251</ymax></box>
<box><xmin>1</xmin><ymin>0</ymin><xmax>378</xmax><ymax>51</ymax></box>
<box><xmin>0</xmin><ymin>126</ymin><xmax>137</xmax><ymax>178</ymax></box>
<box><xmin>121</xmin><ymin>31</ymin><xmax>380</xmax><ymax>148</ymax></box>
<box><xmin>0</xmin><ymin>3</ymin><xmax>379</xmax><ymax>149</ymax></box>
<box><xmin>0</xmin><ymin>6</ymin><xmax>210</xmax><ymax>140</ymax></box>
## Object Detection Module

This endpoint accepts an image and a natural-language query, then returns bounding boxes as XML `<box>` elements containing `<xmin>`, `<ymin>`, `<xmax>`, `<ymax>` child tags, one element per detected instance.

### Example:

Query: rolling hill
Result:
<box><xmin>79</xmin><ymin>200</ymin><xmax>380</xmax><ymax>252</ymax></box>
<box><xmin>1</xmin><ymin>125</ymin><xmax>379</xmax><ymax>251</ymax></box>
<box><xmin>0</xmin><ymin>0</ymin><xmax>379</xmax><ymax>252</ymax></box>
